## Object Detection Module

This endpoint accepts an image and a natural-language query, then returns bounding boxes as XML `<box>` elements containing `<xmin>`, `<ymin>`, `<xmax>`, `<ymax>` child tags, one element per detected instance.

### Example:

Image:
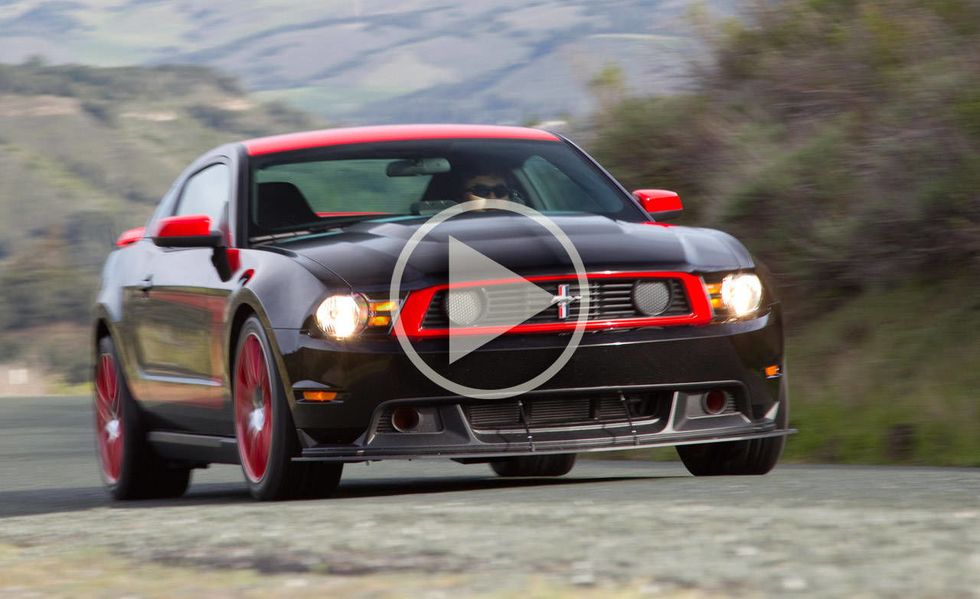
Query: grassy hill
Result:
<box><xmin>0</xmin><ymin>63</ymin><xmax>319</xmax><ymax>383</ymax></box>
<box><xmin>785</xmin><ymin>280</ymin><xmax>980</xmax><ymax>466</ymax></box>
<box><xmin>0</xmin><ymin>0</ymin><xmax>717</xmax><ymax>124</ymax></box>
<box><xmin>588</xmin><ymin>0</ymin><xmax>980</xmax><ymax>465</ymax></box>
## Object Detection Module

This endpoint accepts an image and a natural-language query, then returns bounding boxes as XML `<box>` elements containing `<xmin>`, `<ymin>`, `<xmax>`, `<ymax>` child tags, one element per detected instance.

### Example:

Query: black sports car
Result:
<box><xmin>93</xmin><ymin>124</ymin><xmax>791</xmax><ymax>500</ymax></box>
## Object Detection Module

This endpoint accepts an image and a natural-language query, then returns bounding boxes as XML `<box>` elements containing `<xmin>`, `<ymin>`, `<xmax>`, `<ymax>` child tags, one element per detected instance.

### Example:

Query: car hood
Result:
<box><xmin>273</xmin><ymin>213</ymin><xmax>752</xmax><ymax>291</ymax></box>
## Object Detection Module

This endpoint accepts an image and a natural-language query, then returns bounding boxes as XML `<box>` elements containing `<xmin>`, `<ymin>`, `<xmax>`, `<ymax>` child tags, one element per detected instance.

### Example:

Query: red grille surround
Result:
<box><xmin>394</xmin><ymin>272</ymin><xmax>712</xmax><ymax>339</ymax></box>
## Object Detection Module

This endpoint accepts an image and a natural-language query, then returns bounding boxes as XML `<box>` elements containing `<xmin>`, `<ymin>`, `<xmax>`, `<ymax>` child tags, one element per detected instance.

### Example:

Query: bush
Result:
<box><xmin>589</xmin><ymin>0</ymin><xmax>980</xmax><ymax>302</ymax></box>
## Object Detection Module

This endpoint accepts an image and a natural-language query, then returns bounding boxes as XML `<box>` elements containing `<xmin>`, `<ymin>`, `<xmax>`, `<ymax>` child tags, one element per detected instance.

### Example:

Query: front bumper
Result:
<box><xmin>273</xmin><ymin>304</ymin><xmax>788</xmax><ymax>461</ymax></box>
<box><xmin>296</xmin><ymin>388</ymin><xmax>793</xmax><ymax>462</ymax></box>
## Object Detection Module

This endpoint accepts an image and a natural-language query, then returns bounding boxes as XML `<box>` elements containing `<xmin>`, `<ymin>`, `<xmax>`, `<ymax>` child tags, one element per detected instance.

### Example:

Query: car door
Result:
<box><xmin>133</xmin><ymin>160</ymin><xmax>236</xmax><ymax>435</ymax></box>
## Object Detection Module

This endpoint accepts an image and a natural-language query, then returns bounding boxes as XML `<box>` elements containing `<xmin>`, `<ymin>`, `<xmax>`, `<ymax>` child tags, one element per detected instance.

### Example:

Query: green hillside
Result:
<box><xmin>0</xmin><ymin>63</ymin><xmax>319</xmax><ymax>382</ymax></box>
<box><xmin>786</xmin><ymin>280</ymin><xmax>980</xmax><ymax>465</ymax></box>
<box><xmin>589</xmin><ymin>0</ymin><xmax>980</xmax><ymax>465</ymax></box>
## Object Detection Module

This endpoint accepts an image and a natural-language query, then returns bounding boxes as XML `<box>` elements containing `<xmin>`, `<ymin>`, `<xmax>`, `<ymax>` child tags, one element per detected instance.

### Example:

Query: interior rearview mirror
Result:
<box><xmin>386</xmin><ymin>158</ymin><xmax>451</xmax><ymax>177</ymax></box>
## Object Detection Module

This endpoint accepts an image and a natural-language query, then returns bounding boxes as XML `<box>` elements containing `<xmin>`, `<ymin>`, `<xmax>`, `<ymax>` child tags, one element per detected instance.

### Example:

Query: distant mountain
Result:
<box><xmin>0</xmin><ymin>0</ymin><xmax>725</xmax><ymax>124</ymax></box>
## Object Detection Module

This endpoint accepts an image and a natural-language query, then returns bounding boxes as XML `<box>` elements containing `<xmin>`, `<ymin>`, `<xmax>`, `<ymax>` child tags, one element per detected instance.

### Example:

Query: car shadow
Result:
<box><xmin>125</xmin><ymin>474</ymin><xmax>671</xmax><ymax>508</ymax></box>
<box><xmin>0</xmin><ymin>474</ymin><xmax>677</xmax><ymax>518</ymax></box>
<box><xmin>0</xmin><ymin>486</ymin><xmax>110</xmax><ymax>518</ymax></box>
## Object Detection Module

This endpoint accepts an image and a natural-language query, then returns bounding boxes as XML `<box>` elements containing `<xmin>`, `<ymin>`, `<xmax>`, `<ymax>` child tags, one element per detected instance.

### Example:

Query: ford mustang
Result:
<box><xmin>93</xmin><ymin>124</ymin><xmax>791</xmax><ymax>500</ymax></box>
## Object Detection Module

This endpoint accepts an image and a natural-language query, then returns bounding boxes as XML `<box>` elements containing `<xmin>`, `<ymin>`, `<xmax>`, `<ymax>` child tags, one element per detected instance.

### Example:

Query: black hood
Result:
<box><xmin>271</xmin><ymin>213</ymin><xmax>752</xmax><ymax>291</ymax></box>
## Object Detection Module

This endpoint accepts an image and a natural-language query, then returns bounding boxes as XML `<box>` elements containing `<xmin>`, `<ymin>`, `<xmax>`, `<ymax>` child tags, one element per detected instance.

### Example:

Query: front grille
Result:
<box><xmin>422</xmin><ymin>278</ymin><xmax>690</xmax><ymax>329</ymax></box>
<box><xmin>464</xmin><ymin>393</ymin><xmax>670</xmax><ymax>431</ymax></box>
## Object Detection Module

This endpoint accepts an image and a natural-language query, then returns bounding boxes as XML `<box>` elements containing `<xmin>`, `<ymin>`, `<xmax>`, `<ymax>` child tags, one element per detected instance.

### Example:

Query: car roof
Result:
<box><xmin>242</xmin><ymin>124</ymin><xmax>561</xmax><ymax>156</ymax></box>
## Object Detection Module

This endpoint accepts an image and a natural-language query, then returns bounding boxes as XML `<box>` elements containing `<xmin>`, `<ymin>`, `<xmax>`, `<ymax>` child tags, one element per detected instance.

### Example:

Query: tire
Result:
<box><xmin>94</xmin><ymin>336</ymin><xmax>191</xmax><ymax>499</ymax></box>
<box><xmin>490</xmin><ymin>453</ymin><xmax>577</xmax><ymax>477</ymax></box>
<box><xmin>676</xmin><ymin>380</ymin><xmax>789</xmax><ymax>476</ymax></box>
<box><xmin>233</xmin><ymin>316</ymin><xmax>343</xmax><ymax>500</ymax></box>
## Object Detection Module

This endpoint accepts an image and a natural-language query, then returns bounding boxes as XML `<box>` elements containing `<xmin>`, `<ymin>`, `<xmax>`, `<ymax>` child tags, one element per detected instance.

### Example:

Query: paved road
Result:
<box><xmin>1</xmin><ymin>396</ymin><xmax>978</xmax><ymax>597</ymax></box>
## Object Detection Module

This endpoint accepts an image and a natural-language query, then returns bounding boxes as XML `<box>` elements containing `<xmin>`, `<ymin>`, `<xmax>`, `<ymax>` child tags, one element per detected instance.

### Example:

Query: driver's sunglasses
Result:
<box><xmin>466</xmin><ymin>184</ymin><xmax>511</xmax><ymax>199</ymax></box>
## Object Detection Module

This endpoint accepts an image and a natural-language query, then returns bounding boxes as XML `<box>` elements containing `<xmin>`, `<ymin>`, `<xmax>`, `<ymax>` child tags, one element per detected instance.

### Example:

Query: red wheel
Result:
<box><xmin>232</xmin><ymin>317</ymin><xmax>343</xmax><ymax>500</ymax></box>
<box><xmin>94</xmin><ymin>352</ymin><xmax>124</xmax><ymax>484</ymax></box>
<box><xmin>93</xmin><ymin>336</ymin><xmax>191</xmax><ymax>499</ymax></box>
<box><xmin>234</xmin><ymin>333</ymin><xmax>274</xmax><ymax>483</ymax></box>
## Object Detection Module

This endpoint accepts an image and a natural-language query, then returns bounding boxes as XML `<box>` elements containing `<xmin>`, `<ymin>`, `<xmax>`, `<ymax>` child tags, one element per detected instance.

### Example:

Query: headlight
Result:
<box><xmin>720</xmin><ymin>273</ymin><xmax>763</xmax><ymax>318</ymax></box>
<box><xmin>315</xmin><ymin>294</ymin><xmax>369</xmax><ymax>339</ymax></box>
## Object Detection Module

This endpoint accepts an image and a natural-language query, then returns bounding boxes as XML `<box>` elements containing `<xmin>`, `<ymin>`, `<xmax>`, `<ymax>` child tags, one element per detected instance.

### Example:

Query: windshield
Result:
<box><xmin>248</xmin><ymin>138</ymin><xmax>645</xmax><ymax>242</ymax></box>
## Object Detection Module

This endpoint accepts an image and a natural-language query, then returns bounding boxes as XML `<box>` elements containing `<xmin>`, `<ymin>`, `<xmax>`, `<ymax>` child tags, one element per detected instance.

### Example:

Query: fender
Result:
<box><xmin>92</xmin><ymin>247</ymin><xmax>145</xmax><ymax>398</ymax></box>
<box><xmin>222</xmin><ymin>249</ymin><xmax>351</xmax><ymax>408</ymax></box>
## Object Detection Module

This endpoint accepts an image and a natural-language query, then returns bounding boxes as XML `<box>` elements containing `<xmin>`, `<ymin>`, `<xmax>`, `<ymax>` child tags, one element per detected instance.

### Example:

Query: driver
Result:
<box><xmin>458</xmin><ymin>172</ymin><xmax>513</xmax><ymax>202</ymax></box>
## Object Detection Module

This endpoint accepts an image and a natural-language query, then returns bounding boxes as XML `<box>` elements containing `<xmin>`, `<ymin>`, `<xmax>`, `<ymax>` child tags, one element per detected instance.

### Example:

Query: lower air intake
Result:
<box><xmin>464</xmin><ymin>393</ymin><xmax>670</xmax><ymax>431</ymax></box>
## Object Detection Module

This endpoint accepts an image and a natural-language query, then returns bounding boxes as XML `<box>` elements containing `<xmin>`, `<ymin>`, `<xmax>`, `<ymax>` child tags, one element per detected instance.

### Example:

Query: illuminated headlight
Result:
<box><xmin>315</xmin><ymin>294</ymin><xmax>369</xmax><ymax>339</ymax></box>
<box><xmin>720</xmin><ymin>273</ymin><xmax>763</xmax><ymax>318</ymax></box>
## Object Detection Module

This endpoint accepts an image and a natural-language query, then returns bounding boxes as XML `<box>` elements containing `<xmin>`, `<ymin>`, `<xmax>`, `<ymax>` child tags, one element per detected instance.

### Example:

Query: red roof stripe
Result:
<box><xmin>243</xmin><ymin>124</ymin><xmax>560</xmax><ymax>156</ymax></box>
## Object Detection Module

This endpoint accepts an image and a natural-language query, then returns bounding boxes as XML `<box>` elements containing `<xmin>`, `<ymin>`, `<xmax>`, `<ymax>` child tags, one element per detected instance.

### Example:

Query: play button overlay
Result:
<box><xmin>447</xmin><ymin>236</ymin><xmax>556</xmax><ymax>364</ymax></box>
<box><xmin>390</xmin><ymin>199</ymin><xmax>590</xmax><ymax>400</ymax></box>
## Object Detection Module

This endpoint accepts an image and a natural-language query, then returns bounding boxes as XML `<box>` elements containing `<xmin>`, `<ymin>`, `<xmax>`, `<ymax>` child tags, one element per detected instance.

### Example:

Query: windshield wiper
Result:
<box><xmin>250</xmin><ymin>215</ymin><xmax>385</xmax><ymax>244</ymax></box>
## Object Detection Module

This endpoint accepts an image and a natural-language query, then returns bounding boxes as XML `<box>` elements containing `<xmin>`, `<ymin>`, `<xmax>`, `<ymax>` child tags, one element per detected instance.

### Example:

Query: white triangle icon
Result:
<box><xmin>447</xmin><ymin>236</ymin><xmax>555</xmax><ymax>364</ymax></box>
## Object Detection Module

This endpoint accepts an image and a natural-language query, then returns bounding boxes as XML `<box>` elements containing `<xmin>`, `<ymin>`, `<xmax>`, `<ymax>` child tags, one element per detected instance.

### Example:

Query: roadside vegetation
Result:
<box><xmin>588</xmin><ymin>0</ymin><xmax>980</xmax><ymax>464</ymax></box>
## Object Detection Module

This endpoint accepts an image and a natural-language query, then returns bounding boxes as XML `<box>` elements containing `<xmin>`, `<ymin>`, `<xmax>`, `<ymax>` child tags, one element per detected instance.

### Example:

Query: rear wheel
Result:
<box><xmin>233</xmin><ymin>317</ymin><xmax>343</xmax><ymax>500</ymax></box>
<box><xmin>94</xmin><ymin>336</ymin><xmax>191</xmax><ymax>499</ymax></box>
<box><xmin>676</xmin><ymin>381</ymin><xmax>789</xmax><ymax>476</ymax></box>
<box><xmin>490</xmin><ymin>453</ymin><xmax>577</xmax><ymax>477</ymax></box>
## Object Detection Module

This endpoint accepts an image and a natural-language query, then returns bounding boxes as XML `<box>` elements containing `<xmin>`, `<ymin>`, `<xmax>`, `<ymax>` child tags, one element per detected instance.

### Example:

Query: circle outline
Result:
<box><xmin>389</xmin><ymin>200</ymin><xmax>591</xmax><ymax>399</ymax></box>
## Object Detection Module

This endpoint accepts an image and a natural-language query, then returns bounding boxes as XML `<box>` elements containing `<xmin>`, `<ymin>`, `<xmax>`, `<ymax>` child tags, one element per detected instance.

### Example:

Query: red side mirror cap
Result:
<box><xmin>115</xmin><ymin>226</ymin><xmax>145</xmax><ymax>247</ymax></box>
<box><xmin>633</xmin><ymin>189</ymin><xmax>683</xmax><ymax>221</ymax></box>
<box><xmin>153</xmin><ymin>215</ymin><xmax>222</xmax><ymax>248</ymax></box>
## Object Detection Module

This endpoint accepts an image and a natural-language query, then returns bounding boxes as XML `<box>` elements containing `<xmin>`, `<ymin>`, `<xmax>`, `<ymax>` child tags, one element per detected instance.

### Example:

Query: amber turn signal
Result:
<box><xmin>365</xmin><ymin>299</ymin><xmax>397</xmax><ymax>328</ymax></box>
<box><xmin>370</xmin><ymin>300</ymin><xmax>398</xmax><ymax>313</ymax></box>
<box><xmin>705</xmin><ymin>282</ymin><xmax>724</xmax><ymax>309</ymax></box>
<box><xmin>302</xmin><ymin>391</ymin><xmax>337</xmax><ymax>402</ymax></box>
<box><xmin>764</xmin><ymin>364</ymin><xmax>781</xmax><ymax>379</ymax></box>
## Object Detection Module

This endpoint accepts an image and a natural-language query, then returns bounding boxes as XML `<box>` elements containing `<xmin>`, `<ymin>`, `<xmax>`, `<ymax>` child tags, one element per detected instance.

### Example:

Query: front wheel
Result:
<box><xmin>676</xmin><ymin>381</ymin><xmax>789</xmax><ymax>476</ymax></box>
<box><xmin>490</xmin><ymin>454</ymin><xmax>577</xmax><ymax>477</ymax></box>
<box><xmin>233</xmin><ymin>317</ymin><xmax>343</xmax><ymax>500</ymax></box>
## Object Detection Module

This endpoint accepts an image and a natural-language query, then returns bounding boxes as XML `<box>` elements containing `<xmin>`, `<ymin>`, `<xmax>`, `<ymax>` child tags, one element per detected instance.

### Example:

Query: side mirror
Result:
<box><xmin>116</xmin><ymin>226</ymin><xmax>145</xmax><ymax>247</ymax></box>
<box><xmin>153</xmin><ymin>214</ymin><xmax>236</xmax><ymax>281</ymax></box>
<box><xmin>633</xmin><ymin>189</ymin><xmax>683</xmax><ymax>221</ymax></box>
<box><xmin>152</xmin><ymin>215</ymin><xmax>223</xmax><ymax>248</ymax></box>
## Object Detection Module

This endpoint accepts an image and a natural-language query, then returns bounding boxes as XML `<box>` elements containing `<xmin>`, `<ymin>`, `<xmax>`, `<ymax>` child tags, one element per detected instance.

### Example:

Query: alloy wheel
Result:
<box><xmin>234</xmin><ymin>333</ymin><xmax>273</xmax><ymax>483</ymax></box>
<box><xmin>94</xmin><ymin>353</ymin><xmax>124</xmax><ymax>483</ymax></box>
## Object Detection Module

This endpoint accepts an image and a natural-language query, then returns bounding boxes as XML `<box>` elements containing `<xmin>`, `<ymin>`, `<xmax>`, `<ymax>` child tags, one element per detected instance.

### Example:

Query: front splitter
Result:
<box><xmin>295</xmin><ymin>427</ymin><xmax>796</xmax><ymax>462</ymax></box>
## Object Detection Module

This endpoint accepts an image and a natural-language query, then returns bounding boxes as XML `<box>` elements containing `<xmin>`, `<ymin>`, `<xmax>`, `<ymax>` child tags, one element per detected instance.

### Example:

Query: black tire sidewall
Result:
<box><xmin>677</xmin><ymin>379</ymin><xmax>789</xmax><ymax>476</ymax></box>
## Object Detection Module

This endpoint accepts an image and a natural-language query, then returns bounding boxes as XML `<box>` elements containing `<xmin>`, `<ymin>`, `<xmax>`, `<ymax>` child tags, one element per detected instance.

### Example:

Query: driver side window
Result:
<box><xmin>176</xmin><ymin>163</ymin><xmax>231</xmax><ymax>227</ymax></box>
<box><xmin>521</xmin><ymin>156</ymin><xmax>603</xmax><ymax>212</ymax></box>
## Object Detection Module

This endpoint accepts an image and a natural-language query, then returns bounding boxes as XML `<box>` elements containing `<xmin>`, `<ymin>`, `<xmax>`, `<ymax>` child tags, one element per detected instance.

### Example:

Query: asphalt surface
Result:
<box><xmin>1</xmin><ymin>395</ymin><xmax>978</xmax><ymax>597</ymax></box>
